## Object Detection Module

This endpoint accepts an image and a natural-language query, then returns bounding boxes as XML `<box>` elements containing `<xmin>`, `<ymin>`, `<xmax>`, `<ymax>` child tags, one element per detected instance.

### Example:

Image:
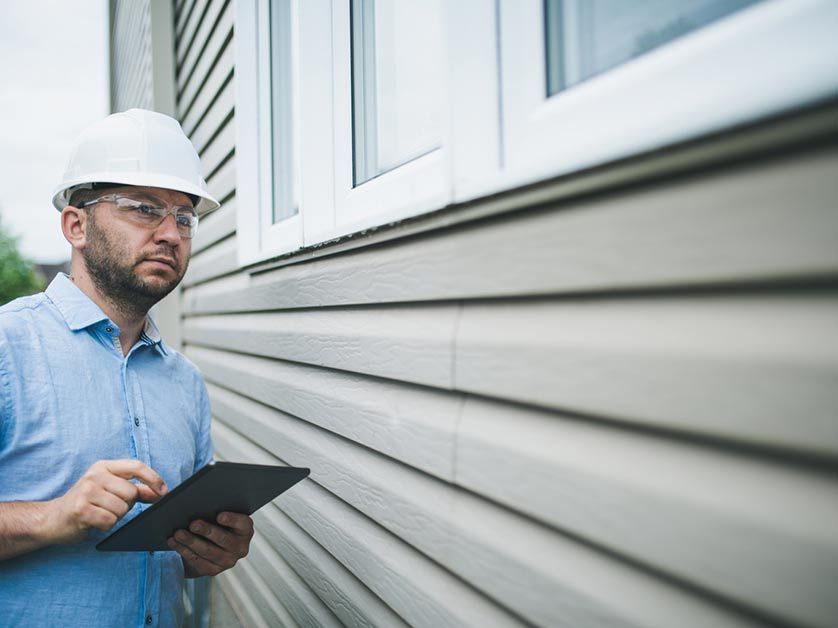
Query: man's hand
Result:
<box><xmin>48</xmin><ymin>459</ymin><xmax>168</xmax><ymax>544</ymax></box>
<box><xmin>167</xmin><ymin>512</ymin><xmax>254</xmax><ymax>577</ymax></box>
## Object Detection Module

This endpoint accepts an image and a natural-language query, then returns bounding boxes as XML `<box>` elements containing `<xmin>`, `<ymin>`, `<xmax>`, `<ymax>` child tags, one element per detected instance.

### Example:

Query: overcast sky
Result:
<box><xmin>0</xmin><ymin>0</ymin><xmax>109</xmax><ymax>264</ymax></box>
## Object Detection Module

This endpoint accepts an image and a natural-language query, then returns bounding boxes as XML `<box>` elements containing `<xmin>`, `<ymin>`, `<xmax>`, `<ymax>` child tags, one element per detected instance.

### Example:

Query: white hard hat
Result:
<box><xmin>52</xmin><ymin>108</ymin><xmax>220</xmax><ymax>216</ymax></box>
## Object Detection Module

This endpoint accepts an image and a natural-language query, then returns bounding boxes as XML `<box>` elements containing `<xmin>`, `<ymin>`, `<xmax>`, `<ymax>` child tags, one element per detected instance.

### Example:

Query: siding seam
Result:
<box><xmin>450</xmin><ymin>301</ymin><xmax>467</xmax><ymax>484</ymax></box>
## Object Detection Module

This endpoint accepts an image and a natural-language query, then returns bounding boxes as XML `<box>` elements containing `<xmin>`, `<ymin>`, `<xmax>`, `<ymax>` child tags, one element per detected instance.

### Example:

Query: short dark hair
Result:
<box><xmin>68</xmin><ymin>186</ymin><xmax>109</xmax><ymax>211</ymax></box>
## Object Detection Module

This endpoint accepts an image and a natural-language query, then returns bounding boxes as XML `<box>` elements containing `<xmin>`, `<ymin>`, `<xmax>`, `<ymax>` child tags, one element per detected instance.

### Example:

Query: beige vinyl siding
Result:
<box><xmin>103</xmin><ymin>1</ymin><xmax>838</xmax><ymax>626</ymax></box>
<box><xmin>183</xmin><ymin>136</ymin><xmax>838</xmax><ymax>628</ymax></box>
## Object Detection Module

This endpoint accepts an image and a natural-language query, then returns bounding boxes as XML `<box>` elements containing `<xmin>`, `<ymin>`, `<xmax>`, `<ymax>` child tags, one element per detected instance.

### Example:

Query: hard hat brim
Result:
<box><xmin>52</xmin><ymin>171</ymin><xmax>220</xmax><ymax>216</ymax></box>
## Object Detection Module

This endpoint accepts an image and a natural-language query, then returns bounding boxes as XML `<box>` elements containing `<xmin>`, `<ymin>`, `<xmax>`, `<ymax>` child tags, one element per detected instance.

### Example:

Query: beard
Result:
<box><xmin>82</xmin><ymin>212</ymin><xmax>188</xmax><ymax>318</ymax></box>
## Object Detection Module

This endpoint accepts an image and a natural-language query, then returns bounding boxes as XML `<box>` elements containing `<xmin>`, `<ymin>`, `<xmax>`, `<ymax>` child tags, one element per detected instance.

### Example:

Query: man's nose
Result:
<box><xmin>153</xmin><ymin>213</ymin><xmax>183</xmax><ymax>244</ymax></box>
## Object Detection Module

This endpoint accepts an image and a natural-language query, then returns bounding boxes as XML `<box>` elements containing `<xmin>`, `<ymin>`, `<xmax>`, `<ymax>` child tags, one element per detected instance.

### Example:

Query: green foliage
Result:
<box><xmin>0</xmin><ymin>216</ymin><xmax>45</xmax><ymax>305</ymax></box>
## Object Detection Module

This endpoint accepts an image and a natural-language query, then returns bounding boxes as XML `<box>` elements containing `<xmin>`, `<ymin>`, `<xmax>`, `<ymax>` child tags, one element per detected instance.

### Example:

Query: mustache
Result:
<box><xmin>140</xmin><ymin>249</ymin><xmax>180</xmax><ymax>269</ymax></box>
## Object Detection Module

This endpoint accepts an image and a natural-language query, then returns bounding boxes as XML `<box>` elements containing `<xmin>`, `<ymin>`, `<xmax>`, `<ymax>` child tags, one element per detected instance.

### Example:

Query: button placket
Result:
<box><xmin>126</xmin><ymin>361</ymin><xmax>152</xmax><ymax>468</ymax></box>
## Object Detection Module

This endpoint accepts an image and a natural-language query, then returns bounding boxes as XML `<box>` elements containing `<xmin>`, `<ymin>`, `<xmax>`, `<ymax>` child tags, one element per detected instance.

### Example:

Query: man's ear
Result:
<box><xmin>61</xmin><ymin>206</ymin><xmax>88</xmax><ymax>252</ymax></box>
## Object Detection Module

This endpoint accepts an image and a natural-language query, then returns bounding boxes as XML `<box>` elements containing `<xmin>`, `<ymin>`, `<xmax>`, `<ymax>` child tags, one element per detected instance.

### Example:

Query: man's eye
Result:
<box><xmin>176</xmin><ymin>215</ymin><xmax>192</xmax><ymax>227</ymax></box>
<box><xmin>134</xmin><ymin>204</ymin><xmax>158</xmax><ymax>216</ymax></box>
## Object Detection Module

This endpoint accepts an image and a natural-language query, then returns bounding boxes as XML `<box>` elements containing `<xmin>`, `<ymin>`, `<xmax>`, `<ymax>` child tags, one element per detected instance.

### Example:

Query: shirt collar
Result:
<box><xmin>45</xmin><ymin>273</ymin><xmax>168</xmax><ymax>356</ymax></box>
<box><xmin>141</xmin><ymin>315</ymin><xmax>168</xmax><ymax>356</ymax></box>
<box><xmin>46</xmin><ymin>273</ymin><xmax>108</xmax><ymax>331</ymax></box>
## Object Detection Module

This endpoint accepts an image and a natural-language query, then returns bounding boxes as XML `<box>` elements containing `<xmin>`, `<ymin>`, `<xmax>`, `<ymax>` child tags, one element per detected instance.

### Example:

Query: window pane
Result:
<box><xmin>269</xmin><ymin>0</ymin><xmax>296</xmax><ymax>223</ymax></box>
<box><xmin>351</xmin><ymin>0</ymin><xmax>444</xmax><ymax>185</ymax></box>
<box><xmin>545</xmin><ymin>0</ymin><xmax>761</xmax><ymax>96</ymax></box>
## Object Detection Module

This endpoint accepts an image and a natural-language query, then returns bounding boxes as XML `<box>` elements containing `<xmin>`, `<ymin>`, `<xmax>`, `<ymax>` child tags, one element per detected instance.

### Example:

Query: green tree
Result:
<box><xmin>0</xmin><ymin>215</ymin><xmax>45</xmax><ymax>305</ymax></box>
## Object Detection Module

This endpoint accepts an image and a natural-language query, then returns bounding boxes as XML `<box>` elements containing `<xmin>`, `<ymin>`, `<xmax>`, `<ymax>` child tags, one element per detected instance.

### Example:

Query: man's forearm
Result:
<box><xmin>0</xmin><ymin>501</ymin><xmax>56</xmax><ymax>561</ymax></box>
<box><xmin>0</xmin><ymin>460</ymin><xmax>168</xmax><ymax>563</ymax></box>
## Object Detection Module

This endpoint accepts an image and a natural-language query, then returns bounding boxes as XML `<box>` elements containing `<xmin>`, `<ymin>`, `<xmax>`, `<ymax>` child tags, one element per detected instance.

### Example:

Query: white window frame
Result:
<box><xmin>302</xmin><ymin>0</ymin><xmax>450</xmax><ymax>245</ymax></box>
<box><xmin>235</xmin><ymin>0</ymin><xmax>303</xmax><ymax>266</ymax></box>
<box><xmin>237</xmin><ymin>0</ymin><xmax>837</xmax><ymax>264</ymax></box>
<box><xmin>452</xmin><ymin>0</ymin><xmax>838</xmax><ymax>202</ymax></box>
<box><xmin>444</xmin><ymin>0</ymin><xmax>502</xmax><ymax>204</ymax></box>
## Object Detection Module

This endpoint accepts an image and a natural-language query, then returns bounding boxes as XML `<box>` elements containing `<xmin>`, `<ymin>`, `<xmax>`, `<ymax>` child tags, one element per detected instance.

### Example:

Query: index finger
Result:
<box><xmin>216</xmin><ymin>512</ymin><xmax>254</xmax><ymax>536</ymax></box>
<box><xmin>104</xmin><ymin>459</ymin><xmax>168</xmax><ymax>495</ymax></box>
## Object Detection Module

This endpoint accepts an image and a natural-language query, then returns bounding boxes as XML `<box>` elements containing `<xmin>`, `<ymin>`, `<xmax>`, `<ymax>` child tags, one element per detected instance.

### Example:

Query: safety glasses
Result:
<box><xmin>78</xmin><ymin>194</ymin><xmax>199</xmax><ymax>239</ymax></box>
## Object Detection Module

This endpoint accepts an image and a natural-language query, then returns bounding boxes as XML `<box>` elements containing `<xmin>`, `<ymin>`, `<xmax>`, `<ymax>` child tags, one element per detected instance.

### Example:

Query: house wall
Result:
<box><xmin>111</xmin><ymin>0</ymin><xmax>838</xmax><ymax>626</ymax></box>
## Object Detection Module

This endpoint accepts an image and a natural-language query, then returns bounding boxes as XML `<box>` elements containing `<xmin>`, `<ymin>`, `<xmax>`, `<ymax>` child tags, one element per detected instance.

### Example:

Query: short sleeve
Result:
<box><xmin>0</xmin><ymin>338</ymin><xmax>12</xmax><ymax>449</ymax></box>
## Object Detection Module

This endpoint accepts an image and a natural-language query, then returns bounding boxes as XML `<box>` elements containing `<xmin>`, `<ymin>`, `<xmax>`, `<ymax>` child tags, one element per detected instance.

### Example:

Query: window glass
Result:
<box><xmin>545</xmin><ymin>0</ymin><xmax>761</xmax><ymax>96</ymax></box>
<box><xmin>269</xmin><ymin>0</ymin><xmax>296</xmax><ymax>223</ymax></box>
<box><xmin>351</xmin><ymin>0</ymin><xmax>444</xmax><ymax>185</ymax></box>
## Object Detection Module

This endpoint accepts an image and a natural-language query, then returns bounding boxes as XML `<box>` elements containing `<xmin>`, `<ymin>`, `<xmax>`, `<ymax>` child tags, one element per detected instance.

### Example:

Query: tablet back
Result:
<box><xmin>97</xmin><ymin>462</ymin><xmax>310</xmax><ymax>551</ymax></box>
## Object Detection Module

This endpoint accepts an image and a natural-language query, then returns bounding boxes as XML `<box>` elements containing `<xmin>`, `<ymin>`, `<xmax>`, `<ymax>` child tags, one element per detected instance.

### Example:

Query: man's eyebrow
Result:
<box><xmin>124</xmin><ymin>191</ymin><xmax>162</xmax><ymax>203</ymax></box>
<box><xmin>126</xmin><ymin>191</ymin><xmax>194</xmax><ymax>209</ymax></box>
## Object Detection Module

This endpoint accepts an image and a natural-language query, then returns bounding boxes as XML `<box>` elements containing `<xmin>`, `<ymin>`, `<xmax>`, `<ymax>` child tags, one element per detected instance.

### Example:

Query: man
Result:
<box><xmin>0</xmin><ymin>109</ymin><xmax>252</xmax><ymax>626</ymax></box>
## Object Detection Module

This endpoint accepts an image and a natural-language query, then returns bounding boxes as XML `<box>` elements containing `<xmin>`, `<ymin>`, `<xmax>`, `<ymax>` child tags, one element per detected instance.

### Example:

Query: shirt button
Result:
<box><xmin>105</xmin><ymin>326</ymin><xmax>113</xmax><ymax>333</ymax></box>
<box><xmin>145</xmin><ymin>614</ymin><xmax>153</xmax><ymax>624</ymax></box>
<box><xmin>134</xmin><ymin>416</ymin><xmax>140</xmax><ymax>427</ymax></box>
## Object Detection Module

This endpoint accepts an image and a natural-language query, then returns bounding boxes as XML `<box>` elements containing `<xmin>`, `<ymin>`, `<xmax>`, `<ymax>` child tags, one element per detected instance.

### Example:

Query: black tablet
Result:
<box><xmin>96</xmin><ymin>461</ymin><xmax>309</xmax><ymax>552</ymax></box>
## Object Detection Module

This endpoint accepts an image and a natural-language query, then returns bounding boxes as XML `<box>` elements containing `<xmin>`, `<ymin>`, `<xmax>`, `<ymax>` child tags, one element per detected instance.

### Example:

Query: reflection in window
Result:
<box><xmin>544</xmin><ymin>0</ymin><xmax>761</xmax><ymax>96</ymax></box>
<box><xmin>351</xmin><ymin>0</ymin><xmax>444</xmax><ymax>185</ymax></box>
<box><xmin>269</xmin><ymin>0</ymin><xmax>296</xmax><ymax>223</ymax></box>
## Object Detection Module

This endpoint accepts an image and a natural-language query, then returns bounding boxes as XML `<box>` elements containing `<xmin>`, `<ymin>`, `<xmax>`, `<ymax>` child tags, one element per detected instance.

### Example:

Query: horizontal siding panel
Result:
<box><xmin>209</xmin><ymin>590</ymin><xmax>241</xmax><ymax>628</ymax></box>
<box><xmin>195</xmin><ymin>351</ymin><xmax>838</xmax><ymax>625</ymax></box>
<box><xmin>201</xmin><ymin>119</ymin><xmax>234</xmax><ymax>180</ymax></box>
<box><xmin>180</xmin><ymin>11</ymin><xmax>233</xmax><ymax>127</ymax></box>
<box><xmin>178</xmin><ymin>0</ymin><xmax>227</xmax><ymax>95</ymax></box>
<box><xmin>232</xmin><ymin>556</ymin><xmax>299</xmax><ymax>627</ymax></box>
<box><xmin>195</xmin><ymin>355</ymin><xmax>458</xmax><ymax>480</ymax></box>
<box><xmin>193</xmin><ymin>198</ymin><xmax>236</xmax><ymax>254</ymax></box>
<box><xmin>209</xmin><ymin>386</ymin><xmax>759</xmax><ymax>628</ymax></box>
<box><xmin>178</xmin><ymin>0</ymin><xmax>225</xmax><ymax>79</ymax></box>
<box><xmin>455</xmin><ymin>296</ymin><xmax>838</xmax><ymax>458</ymax></box>
<box><xmin>175</xmin><ymin>0</ymin><xmax>209</xmax><ymax>67</ymax></box>
<box><xmin>184</xmin><ymin>294</ymin><xmax>838</xmax><ymax>459</ymax></box>
<box><xmin>215</xmin><ymin>569</ymin><xmax>272</xmax><ymax>628</ymax></box>
<box><xmin>185</xmin><ymin>67</ymin><xmax>234</xmax><ymax>153</ymax></box>
<box><xmin>206</xmin><ymin>152</ymin><xmax>235</xmax><ymax>203</ymax></box>
<box><xmin>184</xmin><ymin>234</ymin><xmax>238</xmax><ymax>286</ymax></box>
<box><xmin>183</xmin><ymin>305</ymin><xmax>457</xmax><ymax>388</ymax></box>
<box><xmin>254</xmin><ymin>501</ymin><xmax>409</xmax><ymax>628</ymax></box>
<box><xmin>211</xmin><ymin>579</ymin><xmax>247</xmax><ymax>628</ymax></box>
<box><xmin>456</xmin><ymin>397</ymin><xmax>838</xmax><ymax>628</ymax></box>
<box><xmin>183</xmin><ymin>272</ymin><xmax>249</xmax><ymax>305</ymax></box>
<box><xmin>175</xmin><ymin>0</ymin><xmax>198</xmax><ymax>41</ymax></box>
<box><xmin>212</xmin><ymin>421</ymin><xmax>526</xmax><ymax>628</ymax></box>
<box><xmin>247</xmin><ymin>533</ymin><xmax>342</xmax><ymax>628</ymax></box>
<box><xmin>183</xmin><ymin>148</ymin><xmax>838</xmax><ymax>315</ymax></box>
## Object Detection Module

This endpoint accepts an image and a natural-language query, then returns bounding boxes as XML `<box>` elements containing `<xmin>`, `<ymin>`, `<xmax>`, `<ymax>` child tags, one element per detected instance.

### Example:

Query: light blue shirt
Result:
<box><xmin>0</xmin><ymin>273</ymin><xmax>212</xmax><ymax>627</ymax></box>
